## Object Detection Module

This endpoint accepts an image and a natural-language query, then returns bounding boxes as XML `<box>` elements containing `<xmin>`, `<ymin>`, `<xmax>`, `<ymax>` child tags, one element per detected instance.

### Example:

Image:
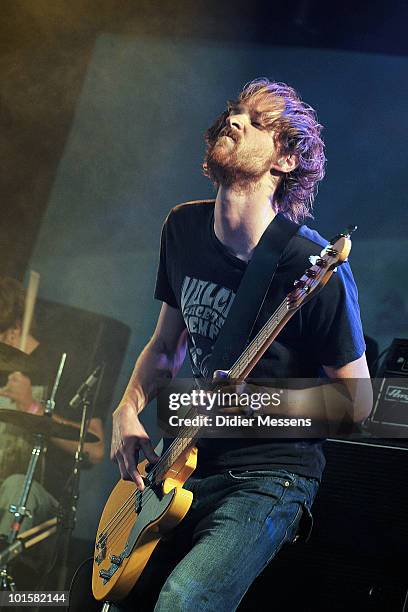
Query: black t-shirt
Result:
<box><xmin>154</xmin><ymin>200</ymin><xmax>366</xmax><ymax>480</ymax></box>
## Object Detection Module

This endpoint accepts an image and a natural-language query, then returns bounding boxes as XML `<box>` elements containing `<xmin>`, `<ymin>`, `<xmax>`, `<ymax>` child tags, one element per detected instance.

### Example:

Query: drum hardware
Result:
<box><xmin>0</xmin><ymin>354</ymin><xmax>66</xmax><ymax>592</ymax></box>
<box><xmin>57</xmin><ymin>364</ymin><xmax>104</xmax><ymax>591</ymax></box>
<box><xmin>0</xmin><ymin>566</ymin><xmax>16</xmax><ymax>591</ymax></box>
<box><xmin>0</xmin><ymin>351</ymin><xmax>104</xmax><ymax>592</ymax></box>
<box><xmin>0</xmin><ymin>410</ymin><xmax>99</xmax><ymax>442</ymax></box>
<box><xmin>0</xmin><ymin>348</ymin><xmax>99</xmax><ymax>443</ymax></box>
<box><xmin>0</xmin><ymin>517</ymin><xmax>58</xmax><ymax>567</ymax></box>
<box><xmin>0</xmin><ymin>354</ymin><xmax>97</xmax><ymax>444</ymax></box>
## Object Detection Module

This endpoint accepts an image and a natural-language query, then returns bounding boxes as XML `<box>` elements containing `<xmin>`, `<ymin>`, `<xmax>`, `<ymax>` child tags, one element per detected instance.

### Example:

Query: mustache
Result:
<box><xmin>218</xmin><ymin>126</ymin><xmax>239</xmax><ymax>142</ymax></box>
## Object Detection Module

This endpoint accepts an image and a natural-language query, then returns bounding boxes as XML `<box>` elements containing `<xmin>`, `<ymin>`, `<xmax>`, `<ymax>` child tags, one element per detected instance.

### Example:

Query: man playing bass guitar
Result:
<box><xmin>109</xmin><ymin>78</ymin><xmax>372</xmax><ymax>611</ymax></box>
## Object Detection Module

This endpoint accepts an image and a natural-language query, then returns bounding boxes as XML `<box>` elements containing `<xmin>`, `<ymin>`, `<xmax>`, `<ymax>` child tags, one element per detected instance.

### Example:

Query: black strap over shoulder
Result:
<box><xmin>206</xmin><ymin>213</ymin><xmax>299</xmax><ymax>377</ymax></box>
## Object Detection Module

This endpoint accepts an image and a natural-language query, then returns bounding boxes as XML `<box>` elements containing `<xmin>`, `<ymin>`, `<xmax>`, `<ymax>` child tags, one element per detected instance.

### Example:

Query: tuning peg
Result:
<box><xmin>305</xmin><ymin>269</ymin><xmax>317</xmax><ymax>278</ymax></box>
<box><xmin>309</xmin><ymin>255</ymin><xmax>327</xmax><ymax>268</ymax></box>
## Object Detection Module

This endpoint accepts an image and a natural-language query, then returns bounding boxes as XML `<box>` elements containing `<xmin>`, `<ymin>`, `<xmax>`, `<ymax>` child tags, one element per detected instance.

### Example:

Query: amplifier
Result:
<box><xmin>370</xmin><ymin>338</ymin><xmax>408</xmax><ymax>432</ymax></box>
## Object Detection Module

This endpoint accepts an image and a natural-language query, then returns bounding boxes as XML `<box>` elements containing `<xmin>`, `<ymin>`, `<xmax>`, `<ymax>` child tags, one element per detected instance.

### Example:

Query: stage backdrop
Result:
<box><xmin>29</xmin><ymin>35</ymin><xmax>408</xmax><ymax>538</ymax></box>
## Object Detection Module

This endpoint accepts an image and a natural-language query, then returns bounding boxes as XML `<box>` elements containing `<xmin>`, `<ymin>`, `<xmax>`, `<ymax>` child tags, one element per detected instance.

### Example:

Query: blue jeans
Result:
<box><xmin>109</xmin><ymin>469</ymin><xmax>319</xmax><ymax>612</ymax></box>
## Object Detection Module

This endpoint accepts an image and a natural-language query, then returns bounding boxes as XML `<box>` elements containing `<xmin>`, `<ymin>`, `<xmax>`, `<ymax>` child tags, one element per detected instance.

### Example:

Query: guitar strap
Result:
<box><xmin>206</xmin><ymin>212</ymin><xmax>300</xmax><ymax>378</ymax></box>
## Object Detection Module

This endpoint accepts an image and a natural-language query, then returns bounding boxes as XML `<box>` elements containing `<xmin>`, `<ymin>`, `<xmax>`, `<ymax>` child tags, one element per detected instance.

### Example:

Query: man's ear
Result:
<box><xmin>271</xmin><ymin>153</ymin><xmax>298</xmax><ymax>174</ymax></box>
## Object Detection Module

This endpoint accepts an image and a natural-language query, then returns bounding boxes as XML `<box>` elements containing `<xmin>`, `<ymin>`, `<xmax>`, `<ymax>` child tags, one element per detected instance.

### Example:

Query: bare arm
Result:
<box><xmin>222</xmin><ymin>354</ymin><xmax>373</xmax><ymax>425</ymax></box>
<box><xmin>321</xmin><ymin>353</ymin><xmax>373</xmax><ymax>423</ymax></box>
<box><xmin>254</xmin><ymin>353</ymin><xmax>373</xmax><ymax>424</ymax></box>
<box><xmin>111</xmin><ymin>303</ymin><xmax>187</xmax><ymax>489</ymax></box>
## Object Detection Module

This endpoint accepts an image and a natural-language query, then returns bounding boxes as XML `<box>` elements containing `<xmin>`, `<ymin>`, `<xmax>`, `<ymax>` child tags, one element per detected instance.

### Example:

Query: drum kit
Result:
<box><xmin>0</xmin><ymin>341</ymin><xmax>101</xmax><ymax>592</ymax></box>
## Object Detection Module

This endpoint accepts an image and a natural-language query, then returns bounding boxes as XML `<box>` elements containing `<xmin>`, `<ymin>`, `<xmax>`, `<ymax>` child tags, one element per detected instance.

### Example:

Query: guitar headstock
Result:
<box><xmin>287</xmin><ymin>226</ymin><xmax>356</xmax><ymax>310</ymax></box>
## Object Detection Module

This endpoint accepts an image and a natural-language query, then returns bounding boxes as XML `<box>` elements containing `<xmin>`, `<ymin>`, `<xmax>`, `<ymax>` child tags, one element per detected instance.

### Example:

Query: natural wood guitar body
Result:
<box><xmin>92</xmin><ymin>446</ymin><xmax>197</xmax><ymax>601</ymax></box>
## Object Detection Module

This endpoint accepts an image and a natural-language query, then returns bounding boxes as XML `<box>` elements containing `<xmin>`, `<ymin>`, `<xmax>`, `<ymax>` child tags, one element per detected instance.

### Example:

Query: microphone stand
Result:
<box><xmin>57</xmin><ymin>383</ymin><xmax>98</xmax><ymax>591</ymax></box>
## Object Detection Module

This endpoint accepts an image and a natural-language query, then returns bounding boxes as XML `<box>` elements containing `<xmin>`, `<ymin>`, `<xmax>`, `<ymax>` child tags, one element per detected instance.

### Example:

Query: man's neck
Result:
<box><xmin>214</xmin><ymin>182</ymin><xmax>277</xmax><ymax>262</ymax></box>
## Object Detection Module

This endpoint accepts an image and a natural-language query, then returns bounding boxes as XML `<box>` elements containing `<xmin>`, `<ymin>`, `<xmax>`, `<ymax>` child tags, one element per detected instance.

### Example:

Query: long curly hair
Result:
<box><xmin>203</xmin><ymin>78</ymin><xmax>326</xmax><ymax>222</ymax></box>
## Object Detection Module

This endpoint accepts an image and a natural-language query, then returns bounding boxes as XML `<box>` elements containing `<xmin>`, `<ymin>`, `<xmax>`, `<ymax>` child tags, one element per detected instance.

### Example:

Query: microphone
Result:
<box><xmin>69</xmin><ymin>365</ymin><xmax>102</xmax><ymax>409</ymax></box>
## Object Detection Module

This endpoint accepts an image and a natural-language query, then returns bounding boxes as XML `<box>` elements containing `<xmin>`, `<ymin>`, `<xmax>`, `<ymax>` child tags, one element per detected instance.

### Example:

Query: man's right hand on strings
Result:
<box><xmin>111</xmin><ymin>401</ymin><xmax>160</xmax><ymax>491</ymax></box>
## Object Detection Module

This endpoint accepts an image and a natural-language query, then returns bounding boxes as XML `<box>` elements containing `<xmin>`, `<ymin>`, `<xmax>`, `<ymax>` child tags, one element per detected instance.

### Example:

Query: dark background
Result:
<box><xmin>1</xmin><ymin>1</ymin><xmax>407</xmax><ymax>608</ymax></box>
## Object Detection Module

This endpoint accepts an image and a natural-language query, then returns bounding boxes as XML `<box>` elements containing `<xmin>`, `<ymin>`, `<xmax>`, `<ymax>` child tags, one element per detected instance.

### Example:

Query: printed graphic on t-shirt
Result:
<box><xmin>181</xmin><ymin>276</ymin><xmax>235</xmax><ymax>376</ymax></box>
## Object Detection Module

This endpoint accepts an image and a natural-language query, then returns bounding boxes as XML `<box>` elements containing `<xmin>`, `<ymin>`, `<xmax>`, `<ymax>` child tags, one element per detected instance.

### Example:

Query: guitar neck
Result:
<box><xmin>228</xmin><ymin>294</ymin><xmax>296</xmax><ymax>379</ymax></box>
<box><xmin>150</xmin><ymin>422</ymin><xmax>200</xmax><ymax>485</ymax></box>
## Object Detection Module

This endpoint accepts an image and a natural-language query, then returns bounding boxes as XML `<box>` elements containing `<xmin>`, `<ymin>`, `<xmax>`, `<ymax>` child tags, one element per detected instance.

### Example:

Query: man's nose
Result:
<box><xmin>227</xmin><ymin>113</ymin><xmax>247</xmax><ymax>130</ymax></box>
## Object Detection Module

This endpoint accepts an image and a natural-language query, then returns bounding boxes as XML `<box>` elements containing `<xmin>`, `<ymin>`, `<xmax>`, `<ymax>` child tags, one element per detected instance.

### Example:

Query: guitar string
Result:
<box><xmin>99</xmin><ymin>510</ymin><xmax>136</xmax><ymax>556</ymax></box>
<box><xmin>97</xmin><ymin>260</ymin><xmax>331</xmax><ymax>550</ymax></box>
<box><xmin>96</xmin><ymin>296</ymin><xmax>295</xmax><ymax>549</ymax></box>
<box><xmin>98</xmin><ymin>431</ymin><xmax>200</xmax><ymax>555</ymax></box>
<box><xmin>229</xmin><ymin>299</ymin><xmax>292</xmax><ymax>377</ymax></box>
<box><xmin>233</xmin><ymin>268</ymin><xmax>326</xmax><ymax>374</ymax></box>
<box><xmin>96</xmin><ymin>287</ymin><xmax>313</xmax><ymax>554</ymax></box>
<box><xmin>97</xmin><ymin>421</ymin><xmax>200</xmax><ymax>543</ymax></box>
<box><xmin>96</xmin><ymin>257</ymin><xmax>339</xmax><ymax>573</ymax></box>
<box><xmin>100</xmin><ymin>431</ymin><xmax>202</xmax><ymax>556</ymax></box>
<box><xmin>97</xmin><ymin>297</ymin><xmax>290</xmax><ymax>543</ymax></box>
<box><xmin>99</xmin><ymin>265</ymin><xmax>334</xmax><ymax>559</ymax></box>
<box><xmin>98</xmin><ymin>278</ymin><xmax>322</xmax><ymax>540</ymax></box>
<box><xmin>96</xmin><ymin>317</ymin><xmax>296</xmax><ymax>556</ymax></box>
<box><xmin>229</xmin><ymin>268</ymin><xmax>328</xmax><ymax>376</ymax></box>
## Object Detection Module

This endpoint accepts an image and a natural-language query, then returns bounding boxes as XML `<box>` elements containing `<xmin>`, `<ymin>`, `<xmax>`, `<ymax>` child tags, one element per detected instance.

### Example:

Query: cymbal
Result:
<box><xmin>0</xmin><ymin>409</ymin><xmax>100</xmax><ymax>442</ymax></box>
<box><xmin>0</xmin><ymin>343</ymin><xmax>34</xmax><ymax>373</ymax></box>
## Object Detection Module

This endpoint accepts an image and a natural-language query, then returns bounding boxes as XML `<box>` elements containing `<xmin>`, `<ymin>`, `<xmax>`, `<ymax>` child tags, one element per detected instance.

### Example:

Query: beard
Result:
<box><xmin>204</xmin><ymin>129</ymin><xmax>274</xmax><ymax>192</ymax></box>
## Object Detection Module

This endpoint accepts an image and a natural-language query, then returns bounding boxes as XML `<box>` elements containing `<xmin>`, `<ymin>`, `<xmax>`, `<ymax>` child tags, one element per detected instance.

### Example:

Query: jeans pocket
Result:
<box><xmin>291</xmin><ymin>477</ymin><xmax>319</xmax><ymax>543</ymax></box>
<box><xmin>227</xmin><ymin>469</ymin><xmax>297</xmax><ymax>487</ymax></box>
<box><xmin>293</xmin><ymin>503</ymin><xmax>314</xmax><ymax>543</ymax></box>
<box><xmin>284</xmin><ymin>503</ymin><xmax>304</xmax><ymax>543</ymax></box>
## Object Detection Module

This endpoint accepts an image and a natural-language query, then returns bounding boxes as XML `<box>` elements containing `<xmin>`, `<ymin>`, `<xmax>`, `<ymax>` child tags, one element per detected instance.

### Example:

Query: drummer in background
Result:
<box><xmin>0</xmin><ymin>276</ymin><xmax>105</xmax><ymax>584</ymax></box>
